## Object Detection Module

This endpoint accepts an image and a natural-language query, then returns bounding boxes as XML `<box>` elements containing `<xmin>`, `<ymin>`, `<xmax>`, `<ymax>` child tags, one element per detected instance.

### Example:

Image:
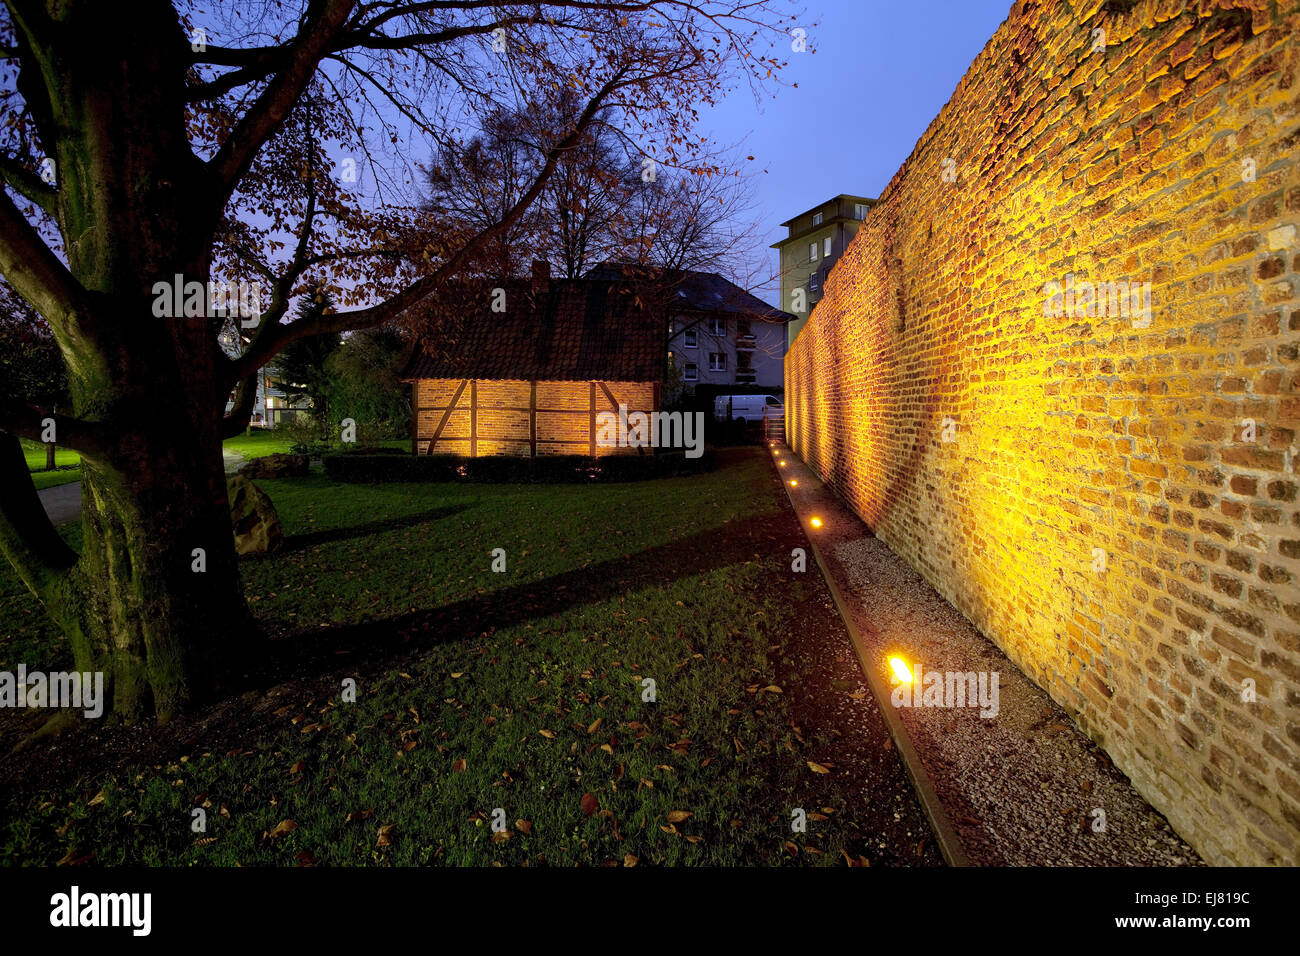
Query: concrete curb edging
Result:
<box><xmin>772</xmin><ymin>444</ymin><xmax>972</xmax><ymax>867</ymax></box>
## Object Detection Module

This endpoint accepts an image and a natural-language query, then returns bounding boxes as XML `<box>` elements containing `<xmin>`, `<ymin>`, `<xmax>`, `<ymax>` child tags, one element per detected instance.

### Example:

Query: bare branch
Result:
<box><xmin>229</xmin><ymin>68</ymin><xmax>635</xmax><ymax>379</ymax></box>
<box><xmin>0</xmin><ymin>185</ymin><xmax>89</xmax><ymax>329</ymax></box>
<box><xmin>0</xmin><ymin>155</ymin><xmax>54</xmax><ymax>214</ymax></box>
<box><xmin>206</xmin><ymin>0</ymin><xmax>356</xmax><ymax>211</ymax></box>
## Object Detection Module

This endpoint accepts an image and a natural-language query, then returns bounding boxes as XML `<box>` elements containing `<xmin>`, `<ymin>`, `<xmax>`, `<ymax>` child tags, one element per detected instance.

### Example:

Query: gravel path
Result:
<box><xmin>772</xmin><ymin>443</ymin><xmax>1201</xmax><ymax>866</ymax></box>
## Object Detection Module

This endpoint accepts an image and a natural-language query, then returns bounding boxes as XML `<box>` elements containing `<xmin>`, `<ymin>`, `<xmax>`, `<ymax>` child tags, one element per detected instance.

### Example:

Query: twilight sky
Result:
<box><xmin>700</xmin><ymin>0</ymin><xmax>1014</xmax><ymax>303</ymax></box>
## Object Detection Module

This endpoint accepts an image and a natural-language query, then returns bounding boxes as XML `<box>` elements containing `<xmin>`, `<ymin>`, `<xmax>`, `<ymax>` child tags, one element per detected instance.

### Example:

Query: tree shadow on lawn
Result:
<box><xmin>248</xmin><ymin>506</ymin><xmax>789</xmax><ymax>689</ymax></box>
<box><xmin>247</xmin><ymin>504</ymin><xmax>471</xmax><ymax>557</ymax></box>
<box><xmin>0</xmin><ymin>475</ymin><xmax>795</xmax><ymax>796</ymax></box>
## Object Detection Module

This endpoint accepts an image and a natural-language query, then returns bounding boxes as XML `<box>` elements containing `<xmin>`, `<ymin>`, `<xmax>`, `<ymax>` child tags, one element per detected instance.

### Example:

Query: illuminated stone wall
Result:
<box><xmin>785</xmin><ymin>0</ymin><xmax>1299</xmax><ymax>865</ymax></box>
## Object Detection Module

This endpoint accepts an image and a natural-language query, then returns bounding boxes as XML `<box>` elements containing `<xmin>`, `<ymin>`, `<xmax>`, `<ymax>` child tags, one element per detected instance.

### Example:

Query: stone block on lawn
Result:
<box><xmin>239</xmin><ymin>452</ymin><xmax>309</xmax><ymax>479</ymax></box>
<box><xmin>227</xmin><ymin>474</ymin><xmax>282</xmax><ymax>555</ymax></box>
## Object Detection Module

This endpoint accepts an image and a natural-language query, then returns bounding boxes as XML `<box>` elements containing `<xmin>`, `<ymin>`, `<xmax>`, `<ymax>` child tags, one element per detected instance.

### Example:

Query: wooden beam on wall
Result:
<box><xmin>529</xmin><ymin>381</ymin><xmax>537</xmax><ymax>458</ymax></box>
<box><xmin>588</xmin><ymin>381</ymin><xmax>597</xmax><ymax>457</ymax></box>
<box><xmin>427</xmin><ymin>379</ymin><xmax>468</xmax><ymax>454</ymax></box>
<box><xmin>470</xmin><ymin>379</ymin><xmax>478</xmax><ymax>458</ymax></box>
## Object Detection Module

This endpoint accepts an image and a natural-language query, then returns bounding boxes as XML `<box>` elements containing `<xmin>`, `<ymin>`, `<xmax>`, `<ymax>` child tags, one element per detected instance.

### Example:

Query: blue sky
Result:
<box><xmin>698</xmin><ymin>0</ymin><xmax>1013</xmax><ymax>301</ymax></box>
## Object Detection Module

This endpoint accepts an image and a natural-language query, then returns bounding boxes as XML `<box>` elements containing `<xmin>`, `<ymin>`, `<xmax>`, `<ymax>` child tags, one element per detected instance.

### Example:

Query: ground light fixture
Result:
<box><xmin>809</xmin><ymin>516</ymin><xmax>822</xmax><ymax>528</ymax></box>
<box><xmin>789</xmin><ymin>479</ymin><xmax>797</xmax><ymax>487</ymax></box>
<box><xmin>889</xmin><ymin>657</ymin><xmax>913</xmax><ymax>683</ymax></box>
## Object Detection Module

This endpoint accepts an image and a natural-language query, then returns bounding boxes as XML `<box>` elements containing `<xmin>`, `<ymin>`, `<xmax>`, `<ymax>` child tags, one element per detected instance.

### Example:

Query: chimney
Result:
<box><xmin>530</xmin><ymin>259</ymin><xmax>550</xmax><ymax>294</ymax></box>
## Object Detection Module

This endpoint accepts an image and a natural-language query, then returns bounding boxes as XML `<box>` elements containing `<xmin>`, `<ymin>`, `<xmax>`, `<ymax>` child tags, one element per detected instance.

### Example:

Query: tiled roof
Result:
<box><xmin>400</xmin><ymin>278</ymin><xmax>666</xmax><ymax>383</ymax></box>
<box><xmin>584</xmin><ymin>264</ymin><xmax>794</xmax><ymax>323</ymax></box>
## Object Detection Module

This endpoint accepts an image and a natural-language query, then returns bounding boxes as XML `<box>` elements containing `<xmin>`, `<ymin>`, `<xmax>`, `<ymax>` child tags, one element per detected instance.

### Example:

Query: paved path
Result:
<box><xmin>39</xmin><ymin>452</ymin><xmax>243</xmax><ymax>526</ymax></box>
<box><xmin>38</xmin><ymin>481</ymin><xmax>82</xmax><ymax>526</ymax></box>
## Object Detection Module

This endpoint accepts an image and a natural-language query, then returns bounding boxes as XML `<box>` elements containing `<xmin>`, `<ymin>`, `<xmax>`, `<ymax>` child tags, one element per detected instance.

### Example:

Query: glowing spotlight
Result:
<box><xmin>889</xmin><ymin>657</ymin><xmax>913</xmax><ymax>683</ymax></box>
<box><xmin>789</xmin><ymin>479</ymin><xmax>798</xmax><ymax>487</ymax></box>
<box><xmin>779</xmin><ymin>460</ymin><xmax>786</xmax><ymax>467</ymax></box>
<box><xmin>810</xmin><ymin>516</ymin><xmax>822</xmax><ymax>528</ymax></box>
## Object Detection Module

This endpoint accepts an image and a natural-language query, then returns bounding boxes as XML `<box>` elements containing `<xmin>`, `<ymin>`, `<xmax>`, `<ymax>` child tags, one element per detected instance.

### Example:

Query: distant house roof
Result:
<box><xmin>400</xmin><ymin>277</ymin><xmax>666</xmax><ymax>383</ymax></box>
<box><xmin>584</xmin><ymin>264</ymin><xmax>793</xmax><ymax>323</ymax></box>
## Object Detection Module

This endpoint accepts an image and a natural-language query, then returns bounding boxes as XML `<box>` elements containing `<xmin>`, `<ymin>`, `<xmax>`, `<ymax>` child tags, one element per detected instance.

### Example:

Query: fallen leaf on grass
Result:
<box><xmin>807</xmin><ymin>761</ymin><xmax>831</xmax><ymax>774</ymax></box>
<box><xmin>376</xmin><ymin>824</ymin><xmax>397</xmax><ymax>847</ymax></box>
<box><xmin>587</xmin><ymin>718</ymin><xmax>603</xmax><ymax>735</ymax></box>
<box><xmin>452</xmin><ymin>758</ymin><xmax>467</xmax><ymax>773</ymax></box>
<box><xmin>345</xmin><ymin>809</ymin><xmax>374</xmax><ymax>823</ymax></box>
<box><xmin>666</xmin><ymin>810</ymin><xmax>693</xmax><ymax>823</ymax></box>
<box><xmin>516</xmin><ymin>820</ymin><xmax>533</xmax><ymax>835</ymax></box>
<box><xmin>290</xmin><ymin>761</ymin><xmax>307</xmax><ymax>774</ymax></box>
<box><xmin>269</xmin><ymin>819</ymin><xmax>298</xmax><ymax>839</ymax></box>
<box><xmin>623</xmin><ymin>853</ymin><xmax>638</xmax><ymax>867</ymax></box>
<box><xmin>580</xmin><ymin>793</ymin><xmax>599</xmax><ymax>817</ymax></box>
<box><xmin>539</xmin><ymin>730</ymin><xmax>556</xmax><ymax>739</ymax></box>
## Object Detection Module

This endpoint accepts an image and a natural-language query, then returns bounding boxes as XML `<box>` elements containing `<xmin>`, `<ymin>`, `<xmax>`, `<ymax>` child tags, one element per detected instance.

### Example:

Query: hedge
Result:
<box><xmin>322</xmin><ymin>450</ymin><xmax>717</xmax><ymax>484</ymax></box>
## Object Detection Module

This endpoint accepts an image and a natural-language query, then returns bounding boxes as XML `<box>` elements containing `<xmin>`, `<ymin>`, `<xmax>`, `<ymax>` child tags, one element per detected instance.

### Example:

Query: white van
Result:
<box><xmin>714</xmin><ymin>394</ymin><xmax>784</xmax><ymax>424</ymax></box>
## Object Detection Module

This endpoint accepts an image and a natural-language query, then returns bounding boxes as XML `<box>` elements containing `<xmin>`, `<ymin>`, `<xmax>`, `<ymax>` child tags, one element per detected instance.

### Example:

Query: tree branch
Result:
<box><xmin>206</xmin><ymin>0</ymin><xmax>356</xmax><ymax>215</ymax></box>
<box><xmin>229</xmin><ymin>68</ymin><xmax>632</xmax><ymax>379</ymax></box>
<box><xmin>0</xmin><ymin>154</ymin><xmax>55</xmax><ymax>214</ymax></box>
<box><xmin>0</xmin><ymin>184</ymin><xmax>90</xmax><ymax>330</ymax></box>
<box><xmin>0</xmin><ymin>397</ymin><xmax>109</xmax><ymax>462</ymax></box>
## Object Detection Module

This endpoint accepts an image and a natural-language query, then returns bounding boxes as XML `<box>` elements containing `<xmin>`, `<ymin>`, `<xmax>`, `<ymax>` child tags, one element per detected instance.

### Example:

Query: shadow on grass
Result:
<box><xmin>244</xmin><ymin>504</ymin><xmax>788</xmax><ymax>691</ymax></box>
<box><xmin>251</xmin><ymin>505</ymin><xmax>471</xmax><ymax>557</ymax></box>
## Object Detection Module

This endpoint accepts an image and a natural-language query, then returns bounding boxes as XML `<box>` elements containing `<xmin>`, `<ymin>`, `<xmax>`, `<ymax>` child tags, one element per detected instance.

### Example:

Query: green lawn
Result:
<box><xmin>223</xmin><ymin>429</ymin><xmax>409</xmax><ymax>460</ymax></box>
<box><xmin>222</xmin><ymin>429</ymin><xmax>298</xmax><ymax>459</ymax></box>
<box><xmin>20</xmin><ymin>438</ymin><xmax>81</xmax><ymax>490</ymax></box>
<box><xmin>0</xmin><ymin>451</ymin><xmax>864</xmax><ymax>866</ymax></box>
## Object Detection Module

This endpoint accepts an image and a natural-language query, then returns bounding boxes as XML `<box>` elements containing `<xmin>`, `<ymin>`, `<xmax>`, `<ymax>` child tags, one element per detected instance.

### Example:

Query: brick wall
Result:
<box><xmin>784</xmin><ymin>0</ymin><xmax>1300</xmax><ymax>865</ymax></box>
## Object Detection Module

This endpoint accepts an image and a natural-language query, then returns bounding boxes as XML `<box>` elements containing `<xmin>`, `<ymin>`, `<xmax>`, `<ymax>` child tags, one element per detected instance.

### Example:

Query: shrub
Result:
<box><xmin>322</xmin><ymin>450</ymin><xmax>716</xmax><ymax>484</ymax></box>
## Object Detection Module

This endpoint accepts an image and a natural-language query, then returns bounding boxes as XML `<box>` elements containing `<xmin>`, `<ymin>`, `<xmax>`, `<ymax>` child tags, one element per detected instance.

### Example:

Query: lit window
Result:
<box><xmin>855</xmin><ymin>203</ymin><xmax>868</xmax><ymax>220</ymax></box>
<box><xmin>683</xmin><ymin>363</ymin><xmax>698</xmax><ymax>381</ymax></box>
<box><xmin>683</xmin><ymin>328</ymin><xmax>698</xmax><ymax>348</ymax></box>
<box><xmin>809</xmin><ymin>242</ymin><xmax>818</xmax><ymax>262</ymax></box>
<box><xmin>824</xmin><ymin>237</ymin><xmax>832</xmax><ymax>257</ymax></box>
<box><xmin>812</xmin><ymin>212</ymin><xmax>823</xmax><ymax>226</ymax></box>
<box><xmin>709</xmin><ymin>352</ymin><xmax>726</xmax><ymax>371</ymax></box>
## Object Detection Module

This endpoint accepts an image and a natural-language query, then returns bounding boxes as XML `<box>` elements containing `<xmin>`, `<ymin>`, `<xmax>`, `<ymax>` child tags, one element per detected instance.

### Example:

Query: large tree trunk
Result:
<box><xmin>0</xmin><ymin>0</ymin><xmax>260</xmax><ymax>722</ymax></box>
<box><xmin>68</xmin><ymin>431</ymin><xmax>253</xmax><ymax>722</ymax></box>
